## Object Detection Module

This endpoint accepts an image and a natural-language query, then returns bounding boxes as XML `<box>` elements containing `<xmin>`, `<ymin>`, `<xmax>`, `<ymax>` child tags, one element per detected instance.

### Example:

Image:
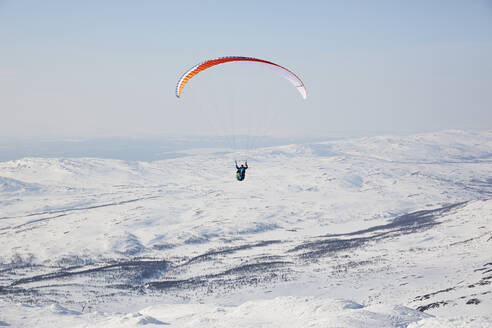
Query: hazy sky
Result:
<box><xmin>1</xmin><ymin>0</ymin><xmax>491</xmax><ymax>138</ymax></box>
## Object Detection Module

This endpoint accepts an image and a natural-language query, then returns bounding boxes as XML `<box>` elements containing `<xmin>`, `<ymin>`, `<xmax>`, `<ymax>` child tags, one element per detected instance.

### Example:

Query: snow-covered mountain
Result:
<box><xmin>0</xmin><ymin>130</ymin><xmax>491</xmax><ymax>327</ymax></box>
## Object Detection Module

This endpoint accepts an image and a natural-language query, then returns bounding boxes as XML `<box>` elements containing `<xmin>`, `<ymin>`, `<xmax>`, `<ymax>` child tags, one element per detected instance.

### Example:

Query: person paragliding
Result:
<box><xmin>235</xmin><ymin>160</ymin><xmax>248</xmax><ymax>181</ymax></box>
<box><xmin>175</xmin><ymin>56</ymin><xmax>306</xmax><ymax>183</ymax></box>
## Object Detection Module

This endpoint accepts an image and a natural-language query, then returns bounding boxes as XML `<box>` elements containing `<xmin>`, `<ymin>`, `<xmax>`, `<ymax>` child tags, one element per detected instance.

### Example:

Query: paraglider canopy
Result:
<box><xmin>175</xmin><ymin>56</ymin><xmax>307</xmax><ymax>100</ymax></box>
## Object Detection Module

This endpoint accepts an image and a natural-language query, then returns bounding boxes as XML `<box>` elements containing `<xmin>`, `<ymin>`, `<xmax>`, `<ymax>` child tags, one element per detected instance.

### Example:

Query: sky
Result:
<box><xmin>1</xmin><ymin>0</ymin><xmax>491</xmax><ymax>138</ymax></box>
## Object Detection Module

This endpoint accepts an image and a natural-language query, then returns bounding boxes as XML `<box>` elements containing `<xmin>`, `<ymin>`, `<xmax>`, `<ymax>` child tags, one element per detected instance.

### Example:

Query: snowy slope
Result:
<box><xmin>0</xmin><ymin>130</ymin><xmax>491</xmax><ymax>327</ymax></box>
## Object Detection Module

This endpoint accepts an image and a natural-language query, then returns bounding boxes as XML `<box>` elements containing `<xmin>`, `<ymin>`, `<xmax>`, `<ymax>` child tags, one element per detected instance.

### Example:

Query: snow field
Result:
<box><xmin>0</xmin><ymin>130</ymin><xmax>491</xmax><ymax>327</ymax></box>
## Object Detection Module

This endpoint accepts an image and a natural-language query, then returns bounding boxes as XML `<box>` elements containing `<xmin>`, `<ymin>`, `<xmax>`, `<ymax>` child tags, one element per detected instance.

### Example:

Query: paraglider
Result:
<box><xmin>175</xmin><ymin>56</ymin><xmax>307</xmax><ymax>100</ymax></box>
<box><xmin>235</xmin><ymin>160</ymin><xmax>248</xmax><ymax>181</ymax></box>
<box><xmin>175</xmin><ymin>56</ymin><xmax>306</xmax><ymax>182</ymax></box>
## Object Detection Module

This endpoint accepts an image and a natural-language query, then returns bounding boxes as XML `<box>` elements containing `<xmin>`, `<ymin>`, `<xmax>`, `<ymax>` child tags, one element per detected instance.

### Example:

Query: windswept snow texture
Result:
<box><xmin>0</xmin><ymin>130</ymin><xmax>491</xmax><ymax>327</ymax></box>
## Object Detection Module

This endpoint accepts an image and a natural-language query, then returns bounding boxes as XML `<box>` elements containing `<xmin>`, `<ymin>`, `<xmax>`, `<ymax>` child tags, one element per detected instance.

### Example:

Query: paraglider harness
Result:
<box><xmin>235</xmin><ymin>161</ymin><xmax>248</xmax><ymax>181</ymax></box>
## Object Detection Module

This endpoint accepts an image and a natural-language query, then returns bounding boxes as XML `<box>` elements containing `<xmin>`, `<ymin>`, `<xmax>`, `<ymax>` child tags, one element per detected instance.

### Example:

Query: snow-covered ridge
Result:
<box><xmin>0</xmin><ymin>130</ymin><xmax>491</xmax><ymax>327</ymax></box>
<box><xmin>0</xmin><ymin>176</ymin><xmax>43</xmax><ymax>194</ymax></box>
<box><xmin>272</xmin><ymin>130</ymin><xmax>492</xmax><ymax>163</ymax></box>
